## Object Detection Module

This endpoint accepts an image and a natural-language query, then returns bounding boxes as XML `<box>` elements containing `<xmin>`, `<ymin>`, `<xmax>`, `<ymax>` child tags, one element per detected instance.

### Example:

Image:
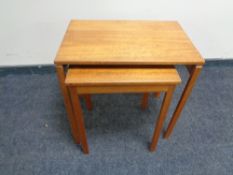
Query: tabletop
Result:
<box><xmin>55</xmin><ymin>20</ymin><xmax>204</xmax><ymax>65</ymax></box>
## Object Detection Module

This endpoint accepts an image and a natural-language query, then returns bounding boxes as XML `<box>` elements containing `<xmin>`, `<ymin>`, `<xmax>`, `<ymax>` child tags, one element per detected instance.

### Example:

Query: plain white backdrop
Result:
<box><xmin>0</xmin><ymin>0</ymin><xmax>233</xmax><ymax>66</ymax></box>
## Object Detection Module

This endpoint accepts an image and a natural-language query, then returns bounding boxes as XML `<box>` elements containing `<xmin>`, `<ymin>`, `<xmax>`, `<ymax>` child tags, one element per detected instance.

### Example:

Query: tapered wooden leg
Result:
<box><xmin>154</xmin><ymin>92</ymin><xmax>161</xmax><ymax>98</ymax></box>
<box><xmin>141</xmin><ymin>93</ymin><xmax>149</xmax><ymax>110</ymax></box>
<box><xmin>69</xmin><ymin>87</ymin><xmax>89</xmax><ymax>154</ymax></box>
<box><xmin>150</xmin><ymin>86</ymin><xmax>175</xmax><ymax>152</ymax></box>
<box><xmin>56</xmin><ymin>65</ymin><xmax>80</xmax><ymax>144</ymax></box>
<box><xmin>83</xmin><ymin>94</ymin><xmax>93</xmax><ymax>111</ymax></box>
<box><xmin>164</xmin><ymin>65</ymin><xmax>202</xmax><ymax>139</ymax></box>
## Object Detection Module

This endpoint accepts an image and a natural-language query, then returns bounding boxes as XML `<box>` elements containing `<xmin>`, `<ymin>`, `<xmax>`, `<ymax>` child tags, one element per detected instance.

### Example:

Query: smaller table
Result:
<box><xmin>65</xmin><ymin>66</ymin><xmax>181</xmax><ymax>153</ymax></box>
<box><xmin>54</xmin><ymin>20</ymin><xmax>205</xmax><ymax>144</ymax></box>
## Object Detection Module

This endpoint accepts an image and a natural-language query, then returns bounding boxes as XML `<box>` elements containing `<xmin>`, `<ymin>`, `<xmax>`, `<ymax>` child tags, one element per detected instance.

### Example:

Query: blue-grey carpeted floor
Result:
<box><xmin>0</xmin><ymin>61</ymin><xmax>233</xmax><ymax>174</ymax></box>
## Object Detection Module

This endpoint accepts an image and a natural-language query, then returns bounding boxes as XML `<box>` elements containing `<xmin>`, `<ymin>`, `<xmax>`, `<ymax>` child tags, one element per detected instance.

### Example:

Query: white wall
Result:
<box><xmin>0</xmin><ymin>0</ymin><xmax>233</xmax><ymax>66</ymax></box>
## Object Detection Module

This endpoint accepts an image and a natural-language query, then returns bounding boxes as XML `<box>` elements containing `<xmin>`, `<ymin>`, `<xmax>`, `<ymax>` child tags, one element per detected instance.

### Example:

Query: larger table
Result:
<box><xmin>54</xmin><ymin>20</ymin><xmax>205</xmax><ymax>144</ymax></box>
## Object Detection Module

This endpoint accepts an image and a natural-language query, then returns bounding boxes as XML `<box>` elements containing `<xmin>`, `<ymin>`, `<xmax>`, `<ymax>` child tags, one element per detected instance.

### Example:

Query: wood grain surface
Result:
<box><xmin>55</xmin><ymin>20</ymin><xmax>204</xmax><ymax>65</ymax></box>
<box><xmin>65</xmin><ymin>67</ymin><xmax>181</xmax><ymax>86</ymax></box>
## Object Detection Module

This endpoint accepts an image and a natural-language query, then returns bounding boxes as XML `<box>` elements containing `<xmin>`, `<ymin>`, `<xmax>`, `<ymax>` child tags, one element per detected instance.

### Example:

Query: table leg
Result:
<box><xmin>164</xmin><ymin>65</ymin><xmax>203</xmax><ymax>139</ymax></box>
<box><xmin>141</xmin><ymin>92</ymin><xmax>161</xmax><ymax>110</ymax></box>
<box><xmin>141</xmin><ymin>93</ymin><xmax>149</xmax><ymax>110</ymax></box>
<box><xmin>154</xmin><ymin>92</ymin><xmax>161</xmax><ymax>98</ymax></box>
<box><xmin>69</xmin><ymin>87</ymin><xmax>89</xmax><ymax>154</ymax></box>
<box><xmin>150</xmin><ymin>86</ymin><xmax>175</xmax><ymax>152</ymax></box>
<box><xmin>55</xmin><ymin>65</ymin><xmax>81</xmax><ymax>144</ymax></box>
<box><xmin>83</xmin><ymin>94</ymin><xmax>93</xmax><ymax>111</ymax></box>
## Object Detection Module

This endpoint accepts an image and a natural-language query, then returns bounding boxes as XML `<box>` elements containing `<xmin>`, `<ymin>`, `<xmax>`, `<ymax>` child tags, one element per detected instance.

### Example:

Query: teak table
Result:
<box><xmin>54</xmin><ymin>20</ymin><xmax>205</xmax><ymax>145</ymax></box>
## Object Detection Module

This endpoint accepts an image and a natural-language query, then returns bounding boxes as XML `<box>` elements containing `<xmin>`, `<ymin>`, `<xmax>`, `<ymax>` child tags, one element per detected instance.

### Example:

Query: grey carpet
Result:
<box><xmin>0</xmin><ymin>61</ymin><xmax>233</xmax><ymax>174</ymax></box>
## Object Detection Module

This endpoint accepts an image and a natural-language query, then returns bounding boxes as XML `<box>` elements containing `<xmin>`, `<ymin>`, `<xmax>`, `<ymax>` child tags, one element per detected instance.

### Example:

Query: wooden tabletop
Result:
<box><xmin>65</xmin><ymin>66</ymin><xmax>181</xmax><ymax>86</ymax></box>
<box><xmin>55</xmin><ymin>20</ymin><xmax>204</xmax><ymax>65</ymax></box>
